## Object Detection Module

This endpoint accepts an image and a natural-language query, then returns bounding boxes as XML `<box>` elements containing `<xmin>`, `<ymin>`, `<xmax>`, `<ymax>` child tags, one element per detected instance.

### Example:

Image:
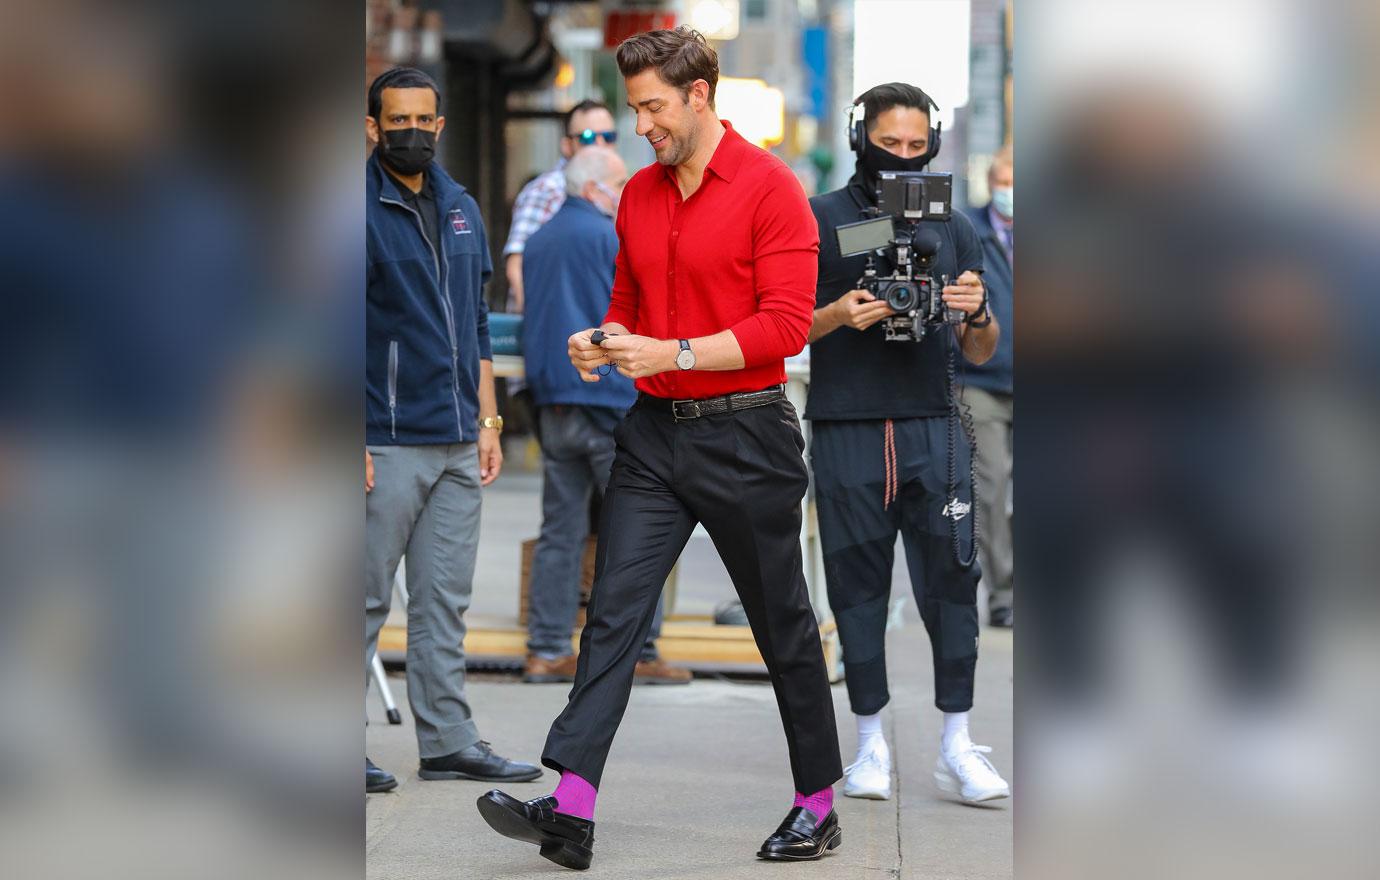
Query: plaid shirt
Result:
<box><xmin>502</xmin><ymin>158</ymin><xmax>568</xmax><ymax>257</ymax></box>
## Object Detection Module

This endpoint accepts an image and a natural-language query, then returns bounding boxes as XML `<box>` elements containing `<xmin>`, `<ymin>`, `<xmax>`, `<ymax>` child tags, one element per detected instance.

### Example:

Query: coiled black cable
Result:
<box><xmin>945</xmin><ymin>325</ymin><xmax>980</xmax><ymax>569</ymax></box>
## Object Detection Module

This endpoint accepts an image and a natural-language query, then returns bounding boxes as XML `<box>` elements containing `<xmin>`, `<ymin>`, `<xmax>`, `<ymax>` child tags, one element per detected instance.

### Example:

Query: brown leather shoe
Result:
<box><xmin>633</xmin><ymin>657</ymin><xmax>692</xmax><ymax>685</ymax></box>
<box><xmin>523</xmin><ymin>653</ymin><xmax>578</xmax><ymax>683</ymax></box>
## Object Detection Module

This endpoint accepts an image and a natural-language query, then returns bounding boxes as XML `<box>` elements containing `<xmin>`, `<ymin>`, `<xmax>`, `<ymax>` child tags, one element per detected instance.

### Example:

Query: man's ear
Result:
<box><xmin>559</xmin><ymin>136</ymin><xmax>574</xmax><ymax>159</ymax></box>
<box><xmin>434</xmin><ymin>116</ymin><xmax>445</xmax><ymax>140</ymax></box>
<box><xmin>690</xmin><ymin>79</ymin><xmax>709</xmax><ymax>112</ymax></box>
<box><xmin>365</xmin><ymin>115</ymin><xmax>380</xmax><ymax>145</ymax></box>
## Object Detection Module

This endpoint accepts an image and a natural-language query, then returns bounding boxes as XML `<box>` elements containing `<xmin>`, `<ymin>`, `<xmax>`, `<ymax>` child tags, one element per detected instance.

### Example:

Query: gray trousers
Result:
<box><xmin>527</xmin><ymin>405</ymin><xmax>662</xmax><ymax>661</ymax></box>
<box><xmin>366</xmin><ymin>442</ymin><xmax>483</xmax><ymax>758</ymax></box>
<box><xmin>963</xmin><ymin>387</ymin><xmax>1014</xmax><ymax>614</ymax></box>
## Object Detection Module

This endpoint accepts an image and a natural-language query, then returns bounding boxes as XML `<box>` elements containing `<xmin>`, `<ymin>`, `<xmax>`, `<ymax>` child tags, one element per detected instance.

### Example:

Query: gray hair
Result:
<box><xmin>564</xmin><ymin>145</ymin><xmax>625</xmax><ymax>198</ymax></box>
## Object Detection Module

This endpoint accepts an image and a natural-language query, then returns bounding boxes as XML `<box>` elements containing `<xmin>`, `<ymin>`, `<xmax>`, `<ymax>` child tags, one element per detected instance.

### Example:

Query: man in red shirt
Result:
<box><xmin>477</xmin><ymin>27</ymin><xmax>843</xmax><ymax>869</ymax></box>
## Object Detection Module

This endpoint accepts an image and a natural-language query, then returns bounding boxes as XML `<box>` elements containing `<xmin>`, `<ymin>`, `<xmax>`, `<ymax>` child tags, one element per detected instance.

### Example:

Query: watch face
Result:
<box><xmin>676</xmin><ymin>348</ymin><xmax>695</xmax><ymax>370</ymax></box>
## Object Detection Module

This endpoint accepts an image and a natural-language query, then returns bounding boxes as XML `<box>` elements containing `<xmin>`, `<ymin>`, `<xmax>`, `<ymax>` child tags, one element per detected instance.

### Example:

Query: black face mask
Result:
<box><xmin>378</xmin><ymin>126</ymin><xmax>436</xmax><ymax>176</ymax></box>
<box><xmin>857</xmin><ymin>137</ymin><xmax>931</xmax><ymax>196</ymax></box>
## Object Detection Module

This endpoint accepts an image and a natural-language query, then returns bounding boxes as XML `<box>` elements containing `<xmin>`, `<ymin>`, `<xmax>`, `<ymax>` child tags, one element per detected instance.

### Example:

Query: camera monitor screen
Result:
<box><xmin>878</xmin><ymin>171</ymin><xmax>952</xmax><ymax>220</ymax></box>
<box><xmin>835</xmin><ymin>216</ymin><xmax>895</xmax><ymax>257</ymax></box>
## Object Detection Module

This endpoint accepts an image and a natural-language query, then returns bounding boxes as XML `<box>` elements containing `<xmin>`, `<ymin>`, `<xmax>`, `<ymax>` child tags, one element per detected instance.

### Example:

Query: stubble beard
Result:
<box><xmin>660</xmin><ymin>117</ymin><xmax>699</xmax><ymax>167</ymax></box>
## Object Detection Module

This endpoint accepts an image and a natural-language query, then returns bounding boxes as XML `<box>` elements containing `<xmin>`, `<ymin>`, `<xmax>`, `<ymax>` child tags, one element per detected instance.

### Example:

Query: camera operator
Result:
<box><xmin>805</xmin><ymin>83</ymin><xmax>1007</xmax><ymax>805</ymax></box>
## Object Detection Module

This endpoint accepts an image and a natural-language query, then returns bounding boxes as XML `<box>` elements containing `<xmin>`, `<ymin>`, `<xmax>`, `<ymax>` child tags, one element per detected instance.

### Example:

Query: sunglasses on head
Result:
<box><xmin>570</xmin><ymin>128</ymin><xmax>617</xmax><ymax>146</ymax></box>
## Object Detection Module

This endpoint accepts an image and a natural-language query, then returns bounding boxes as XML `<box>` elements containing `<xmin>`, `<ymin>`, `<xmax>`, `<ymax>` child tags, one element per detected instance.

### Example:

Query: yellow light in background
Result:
<box><xmin>687</xmin><ymin>0</ymin><xmax>741</xmax><ymax>41</ymax></box>
<box><xmin>716</xmin><ymin>77</ymin><xmax>784</xmax><ymax>148</ymax></box>
<box><xmin>554</xmin><ymin>61</ymin><xmax>576</xmax><ymax>90</ymax></box>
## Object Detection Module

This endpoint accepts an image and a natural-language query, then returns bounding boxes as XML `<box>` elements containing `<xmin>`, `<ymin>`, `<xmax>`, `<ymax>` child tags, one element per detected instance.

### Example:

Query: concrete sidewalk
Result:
<box><xmin>366</xmin><ymin>623</ymin><xmax>1012</xmax><ymax>879</ymax></box>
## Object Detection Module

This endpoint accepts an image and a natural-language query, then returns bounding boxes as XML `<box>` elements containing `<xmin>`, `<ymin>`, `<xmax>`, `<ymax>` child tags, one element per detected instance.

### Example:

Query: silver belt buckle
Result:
<box><xmin>673</xmin><ymin>399</ymin><xmax>701</xmax><ymax>421</ymax></box>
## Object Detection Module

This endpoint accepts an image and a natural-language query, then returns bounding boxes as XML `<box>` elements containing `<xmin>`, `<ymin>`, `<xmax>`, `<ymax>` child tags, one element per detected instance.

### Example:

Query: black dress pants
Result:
<box><xmin>812</xmin><ymin>417</ymin><xmax>982</xmax><ymax>716</ymax></box>
<box><xmin>541</xmin><ymin>393</ymin><xmax>843</xmax><ymax>795</ymax></box>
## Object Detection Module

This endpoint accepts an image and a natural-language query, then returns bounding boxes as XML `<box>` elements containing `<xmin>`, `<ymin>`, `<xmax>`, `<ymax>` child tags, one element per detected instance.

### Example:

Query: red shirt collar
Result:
<box><xmin>660</xmin><ymin>119</ymin><xmax>748</xmax><ymax>185</ymax></box>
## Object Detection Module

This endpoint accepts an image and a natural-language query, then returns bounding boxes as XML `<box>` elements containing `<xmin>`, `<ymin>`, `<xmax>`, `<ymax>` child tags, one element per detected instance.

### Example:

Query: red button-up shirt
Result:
<box><xmin>603</xmin><ymin>121</ymin><xmax>819</xmax><ymax>399</ymax></box>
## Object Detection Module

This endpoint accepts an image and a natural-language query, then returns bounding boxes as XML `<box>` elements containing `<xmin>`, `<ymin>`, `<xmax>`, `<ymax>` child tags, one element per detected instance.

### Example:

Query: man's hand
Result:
<box><xmin>601</xmin><ymin>334</ymin><xmax>677</xmax><ymax>379</ymax></box>
<box><xmin>478</xmin><ymin>428</ymin><xmax>503</xmax><ymax>486</ymax></box>
<box><xmin>569</xmin><ymin>328</ymin><xmax>613</xmax><ymax>382</ymax></box>
<box><xmin>365</xmin><ymin>448</ymin><xmax>374</xmax><ymax>493</ymax></box>
<box><xmin>941</xmin><ymin>270</ymin><xmax>986</xmax><ymax>318</ymax></box>
<box><xmin>832</xmin><ymin>289</ymin><xmax>894</xmax><ymax>331</ymax></box>
<box><xmin>945</xmin><ymin>269</ymin><xmax>998</xmax><ymax>365</ymax></box>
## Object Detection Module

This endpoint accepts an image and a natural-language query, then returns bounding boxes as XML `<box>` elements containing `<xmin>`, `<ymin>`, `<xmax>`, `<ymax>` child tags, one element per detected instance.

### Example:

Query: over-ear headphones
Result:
<box><xmin>848</xmin><ymin>85</ymin><xmax>943</xmax><ymax>167</ymax></box>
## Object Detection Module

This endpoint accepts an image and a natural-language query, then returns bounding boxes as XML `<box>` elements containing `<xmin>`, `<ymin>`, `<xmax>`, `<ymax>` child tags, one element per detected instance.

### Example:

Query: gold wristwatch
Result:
<box><xmin>479</xmin><ymin>415</ymin><xmax>504</xmax><ymax>433</ymax></box>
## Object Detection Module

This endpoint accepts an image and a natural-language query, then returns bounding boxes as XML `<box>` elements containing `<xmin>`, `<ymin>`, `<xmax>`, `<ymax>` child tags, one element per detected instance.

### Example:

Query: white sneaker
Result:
<box><xmin>843</xmin><ymin>740</ymin><xmax>892</xmax><ymax>800</ymax></box>
<box><xmin>935</xmin><ymin>738</ymin><xmax>1010</xmax><ymax>804</ymax></box>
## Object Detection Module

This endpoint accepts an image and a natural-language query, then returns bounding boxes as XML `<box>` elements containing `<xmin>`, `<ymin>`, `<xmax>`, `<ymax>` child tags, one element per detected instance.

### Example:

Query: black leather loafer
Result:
<box><xmin>366</xmin><ymin>757</ymin><xmax>397</xmax><ymax>793</ymax></box>
<box><xmin>476</xmin><ymin>790</ymin><xmax>595</xmax><ymax>871</ymax></box>
<box><xmin>418</xmin><ymin>741</ymin><xmax>542</xmax><ymax>782</ymax></box>
<box><xmin>756</xmin><ymin>807</ymin><xmax>842</xmax><ymax>861</ymax></box>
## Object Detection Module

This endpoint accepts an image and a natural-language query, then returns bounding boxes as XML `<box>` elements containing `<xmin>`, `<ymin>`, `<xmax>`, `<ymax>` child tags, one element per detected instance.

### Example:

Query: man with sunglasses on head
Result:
<box><xmin>502</xmin><ymin>99</ymin><xmax>618</xmax><ymax>313</ymax></box>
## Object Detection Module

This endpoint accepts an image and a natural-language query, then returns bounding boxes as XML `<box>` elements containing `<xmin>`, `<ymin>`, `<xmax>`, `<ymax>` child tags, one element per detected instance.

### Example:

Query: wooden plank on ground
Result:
<box><xmin>378</xmin><ymin>617</ymin><xmax>840</xmax><ymax>681</ymax></box>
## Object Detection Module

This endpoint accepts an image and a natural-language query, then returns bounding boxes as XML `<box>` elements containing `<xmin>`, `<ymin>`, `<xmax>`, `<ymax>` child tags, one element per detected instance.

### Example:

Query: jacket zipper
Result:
<box><xmin>380</xmin><ymin>194</ymin><xmax>465</xmax><ymax>440</ymax></box>
<box><xmin>387</xmin><ymin>340</ymin><xmax>399</xmax><ymax>440</ymax></box>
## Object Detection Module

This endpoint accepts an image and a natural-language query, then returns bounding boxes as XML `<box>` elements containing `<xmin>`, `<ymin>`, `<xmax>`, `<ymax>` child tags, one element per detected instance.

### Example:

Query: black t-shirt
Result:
<box><xmin>394</xmin><ymin>170</ymin><xmax>442</xmax><ymax>262</ymax></box>
<box><xmin>804</xmin><ymin>174</ymin><xmax>985</xmax><ymax>420</ymax></box>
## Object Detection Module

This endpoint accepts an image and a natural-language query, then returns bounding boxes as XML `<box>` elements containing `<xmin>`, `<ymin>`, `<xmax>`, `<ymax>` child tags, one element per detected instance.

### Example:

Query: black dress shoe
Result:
<box><xmin>757</xmin><ymin>807</ymin><xmax>842</xmax><ymax>861</ymax></box>
<box><xmin>418</xmin><ymin>741</ymin><xmax>543</xmax><ymax>782</ymax></box>
<box><xmin>989</xmin><ymin>607</ymin><xmax>1014</xmax><ymax>628</ymax></box>
<box><xmin>476</xmin><ymin>790</ymin><xmax>595</xmax><ymax>871</ymax></box>
<box><xmin>366</xmin><ymin>757</ymin><xmax>397</xmax><ymax>793</ymax></box>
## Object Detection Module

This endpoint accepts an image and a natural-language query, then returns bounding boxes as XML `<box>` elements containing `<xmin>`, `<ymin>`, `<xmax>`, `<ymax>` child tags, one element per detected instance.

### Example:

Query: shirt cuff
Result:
<box><xmin>728</xmin><ymin>314</ymin><xmax>805</xmax><ymax>368</ymax></box>
<box><xmin>727</xmin><ymin>322</ymin><xmax>768</xmax><ymax>368</ymax></box>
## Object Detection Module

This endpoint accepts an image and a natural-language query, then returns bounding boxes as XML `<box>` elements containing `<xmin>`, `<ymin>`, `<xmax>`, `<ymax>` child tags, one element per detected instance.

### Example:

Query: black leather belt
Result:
<box><xmin>636</xmin><ymin>385</ymin><xmax>786</xmax><ymax>421</ymax></box>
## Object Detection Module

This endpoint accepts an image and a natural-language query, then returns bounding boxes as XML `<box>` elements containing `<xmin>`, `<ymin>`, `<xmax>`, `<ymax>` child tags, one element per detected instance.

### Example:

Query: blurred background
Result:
<box><xmin>1018</xmin><ymin>3</ymin><xmax>1380</xmax><ymax>879</ymax></box>
<box><xmin>364</xmin><ymin>0</ymin><xmax>1013</xmax><ymax>322</ymax></box>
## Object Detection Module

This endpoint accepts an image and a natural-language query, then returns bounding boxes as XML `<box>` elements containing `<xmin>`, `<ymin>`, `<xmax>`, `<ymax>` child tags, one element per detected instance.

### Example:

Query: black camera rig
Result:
<box><xmin>834</xmin><ymin>171</ymin><xmax>965</xmax><ymax>343</ymax></box>
<box><xmin>832</xmin><ymin>170</ymin><xmax>980</xmax><ymax>569</ymax></box>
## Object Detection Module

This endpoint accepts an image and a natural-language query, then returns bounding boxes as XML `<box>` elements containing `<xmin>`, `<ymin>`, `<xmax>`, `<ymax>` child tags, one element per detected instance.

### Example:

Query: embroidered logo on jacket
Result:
<box><xmin>449</xmin><ymin>209</ymin><xmax>472</xmax><ymax>234</ymax></box>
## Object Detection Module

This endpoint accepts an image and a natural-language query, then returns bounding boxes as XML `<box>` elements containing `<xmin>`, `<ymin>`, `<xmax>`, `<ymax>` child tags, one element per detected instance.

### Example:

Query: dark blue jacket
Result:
<box><xmin>963</xmin><ymin>204</ymin><xmax>1013</xmax><ymax>394</ymax></box>
<box><xmin>366</xmin><ymin>152</ymin><xmax>492</xmax><ymax>445</ymax></box>
<box><xmin>521</xmin><ymin>197</ymin><xmax>636</xmax><ymax>411</ymax></box>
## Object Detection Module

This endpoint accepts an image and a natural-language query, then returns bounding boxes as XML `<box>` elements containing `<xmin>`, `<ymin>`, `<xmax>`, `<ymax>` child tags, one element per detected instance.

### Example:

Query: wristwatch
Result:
<box><xmin>675</xmin><ymin>339</ymin><xmax>696</xmax><ymax>370</ymax></box>
<box><xmin>479</xmin><ymin>415</ymin><xmax>504</xmax><ymax>433</ymax></box>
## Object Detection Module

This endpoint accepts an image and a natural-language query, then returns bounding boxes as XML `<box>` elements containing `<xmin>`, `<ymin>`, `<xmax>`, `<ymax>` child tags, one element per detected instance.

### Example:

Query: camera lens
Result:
<box><xmin>885</xmin><ymin>282</ymin><xmax>917</xmax><ymax>312</ymax></box>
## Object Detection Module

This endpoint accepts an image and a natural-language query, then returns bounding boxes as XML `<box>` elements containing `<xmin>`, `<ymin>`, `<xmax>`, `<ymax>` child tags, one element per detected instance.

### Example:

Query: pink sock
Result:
<box><xmin>550</xmin><ymin>770</ymin><xmax>597</xmax><ymax>821</ymax></box>
<box><xmin>793</xmin><ymin>785</ymin><xmax>834</xmax><ymax>819</ymax></box>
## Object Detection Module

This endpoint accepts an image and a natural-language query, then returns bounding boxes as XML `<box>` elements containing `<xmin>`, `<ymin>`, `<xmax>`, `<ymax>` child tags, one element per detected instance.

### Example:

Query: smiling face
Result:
<box><xmin>624</xmin><ymin>68</ymin><xmax>708</xmax><ymax>167</ymax></box>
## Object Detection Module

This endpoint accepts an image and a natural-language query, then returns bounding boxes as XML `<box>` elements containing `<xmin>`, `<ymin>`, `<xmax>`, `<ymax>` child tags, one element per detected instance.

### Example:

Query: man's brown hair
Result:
<box><xmin>615</xmin><ymin>26</ymin><xmax>719</xmax><ymax>107</ymax></box>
